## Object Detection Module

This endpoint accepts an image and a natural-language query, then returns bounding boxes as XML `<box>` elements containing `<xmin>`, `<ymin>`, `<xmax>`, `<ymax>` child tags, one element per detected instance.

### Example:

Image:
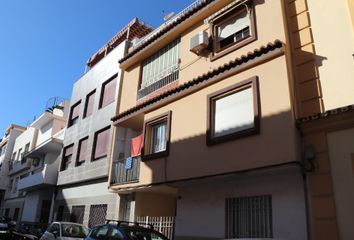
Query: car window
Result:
<box><xmin>124</xmin><ymin>228</ymin><xmax>168</xmax><ymax>240</ymax></box>
<box><xmin>48</xmin><ymin>223</ymin><xmax>60</xmax><ymax>234</ymax></box>
<box><xmin>91</xmin><ymin>225</ymin><xmax>110</xmax><ymax>239</ymax></box>
<box><xmin>108</xmin><ymin>227</ymin><xmax>124</xmax><ymax>240</ymax></box>
<box><xmin>61</xmin><ymin>223</ymin><xmax>89</xmax><ymax>238</ymax></box>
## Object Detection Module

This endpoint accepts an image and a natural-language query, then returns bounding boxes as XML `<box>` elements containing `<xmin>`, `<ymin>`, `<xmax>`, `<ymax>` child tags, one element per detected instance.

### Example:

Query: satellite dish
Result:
<box><xmin>164</xmin><ymin>12</ymin><xmax>175</xmax><ymax>21</ymax></box>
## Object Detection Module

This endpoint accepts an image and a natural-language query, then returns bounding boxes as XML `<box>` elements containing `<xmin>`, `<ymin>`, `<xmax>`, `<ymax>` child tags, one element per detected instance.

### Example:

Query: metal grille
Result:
<box><xmin>111</xmin><ymin>157</ymin><xmax>140</xmax><ymax>185</ymax></box>
<box><xmin>136</xmin><ymin>216</ymin><xmax>175</xmax><ymax>240</ymax></box>
<box><xmin>225</xmin><ymin>195</ymin><xmax>273</xmax><ymax>239</ymax></box>
<box><xmin>88</xmin><ymin>204</ymin><xmax>107</xmax><ymax>228</ymax></box>
<box><xmin>139</xmin><ymin>38</ymin><xmax>180</xmax><ymax>97</ymax></box>
<box><xmin>70</xmin><ymin>205</ymin><xmax>85</xmax><ymax>224</ymax></box>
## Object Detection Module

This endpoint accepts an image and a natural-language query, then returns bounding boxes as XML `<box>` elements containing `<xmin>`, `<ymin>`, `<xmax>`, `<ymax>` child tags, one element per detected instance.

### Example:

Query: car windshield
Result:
<box><xmin>61</xmin><ymin>223</ymin><xmax>89</xmax><ymax>238</ymax></box>
<box><xmin>124</xmin><ymin>228</ymin><xmax>168</xmax><ymax>240</ymax></box>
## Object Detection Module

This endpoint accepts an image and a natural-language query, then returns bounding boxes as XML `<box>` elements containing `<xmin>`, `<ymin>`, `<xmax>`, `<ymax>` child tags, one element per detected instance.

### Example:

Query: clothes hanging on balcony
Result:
<box><xmin>125</xmin><ymin>157</ymin><xmax>133</xmax><ymax>170</ymax></box>
<box><xmin>131</xmin><ymin>134</ymin><xmax>143</xmax><ymax>157</ymax></box>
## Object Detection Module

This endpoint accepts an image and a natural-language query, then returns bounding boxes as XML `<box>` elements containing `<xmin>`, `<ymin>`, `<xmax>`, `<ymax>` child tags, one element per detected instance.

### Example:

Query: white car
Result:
<box><xmin>40</xmin><ymin>222</ymin><xmax>90</xmax><ymax>240</ymax></box>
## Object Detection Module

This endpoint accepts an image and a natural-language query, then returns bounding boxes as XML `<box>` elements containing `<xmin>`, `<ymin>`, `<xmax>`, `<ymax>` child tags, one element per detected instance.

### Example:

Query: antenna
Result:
<box><xmin>164</xmin><ymin>11</ymin><xmax>175</xmax><ymax>21</ymax></box>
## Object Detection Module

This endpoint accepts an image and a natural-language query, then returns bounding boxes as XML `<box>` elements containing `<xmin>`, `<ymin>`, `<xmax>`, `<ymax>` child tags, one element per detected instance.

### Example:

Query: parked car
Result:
<box><xmin>85</xmin><ymin>220</ymin><xmax>169</xmax><ymax>240</ymax></box>
<box><xmin>0</xmin><ymin>216</ymin><xmax>14</xmax><ymax>238</ymax></box>
<box><xmin>0</xmin><ymin>216</ymin><xmax>38</xmax><ymax>239</ymax></box>
<box><xmin>39</xmin><ymin>222</ymin><xmax>90</xmax><ymax>240</ymax></box>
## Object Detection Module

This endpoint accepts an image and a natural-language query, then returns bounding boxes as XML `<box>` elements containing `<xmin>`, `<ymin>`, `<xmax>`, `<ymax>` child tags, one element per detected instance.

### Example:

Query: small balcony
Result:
<box><xmin>18</xmin><ymin>165</ymin><xmax>57</xmax><ymax>191</ymax></box>
<box><xmin>8</xmin><ymin>158</ymin><xmax>31</xmax><ymax>175</ymax></box>
<box><xmin>111</xmin><ymin>156</ymin><xmax>140</xmax><ymax>185</ymax></box>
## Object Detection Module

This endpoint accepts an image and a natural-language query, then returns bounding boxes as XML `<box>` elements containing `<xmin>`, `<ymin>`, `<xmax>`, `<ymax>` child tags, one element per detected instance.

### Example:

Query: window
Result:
<box><xmin>61</xmin><ymin>144</ymin><xmax>74</xmax><ymax>171</ymax></box>
<box><xmin>68</xmin><ymin>101</ymin><xmax>81</xmax><ymax>127</ymax></box>
<box><xmin>13</xmin><ymin>208</ymin><xmax>19</xmax><ymax>222</ymax></box>
<box><xmin>211</xmin><ymin>3</ymin><xmax>256</xmax><ymax>59</ymax></box>
<box><xmin>99</xmin><ymin>75</ymin><xmax>117</xmax><ymax>109</ymax></box>
<box><xmin>88</xmin><ymin>204</ymin><xmax>107</xmax><ymax>228</ymax></box>
<box><xmin>225</xmin><ymin>195</ymin><xmax>273</xmax><ymax>239</ymax></box>
<box><xmin>56</xmin><ymin>206</ymin><xmax>64</xmax><ymax>221</ymax></box>
<box><xmin>17</xmin><ymin>148</ymin><xmax>22</xmax><ymax>161</ymax></box>
<box><xmin>12</xmin><ymin>152</ymin><xmax>16</xmax><ymax>161</ymax></box>
<box><xmin>83</xmin><ymin>90</ymin><xmax>96</xmax><ymax>118</ymax></box>
<box><xmin>138</xmin><ymin>39</ymin><xmax>180</xmax><ymax>99</ymax></box>
<box><xmin>142</xmin><ymin>111</ymin><xmax>171</xmax><ymax>160</ymax></box>
<box><xmin>70</xmin><ymin>205</ymin><xmax>85</xmax><ymax>224</ymax></box>
<box><xmin>92</xmin><ymin>127</ymin><xmax>110</xmax><ymax>161</ymax></box>
<box><xmin>24</xmin><ymin>143</ymin><xmax>30</xmax><ymax>154</ymax></box>
<box><xmin>76</xmin><ymin>137</ymin><xmax>88</xmax><ymax>166</ymax></box>
<box><xmin>207</xmin><ymin>77</ymin><xmax>259</xmax><ymax>145</ymax></box>
<box><xmin>13</xmin><ymin>177</ymin><xmax>19</xmax><ymax>193</ymax></box>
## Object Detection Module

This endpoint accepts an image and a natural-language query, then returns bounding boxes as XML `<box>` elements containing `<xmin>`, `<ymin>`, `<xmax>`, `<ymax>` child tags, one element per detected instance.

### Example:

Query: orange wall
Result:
<box><xmin>119</xmin><ymin>0</ymin><xmax>287</xmax><ymax>114</ymax></box>
<box><xmin>121</xmin><ymin>55</ymin><xmax>300</xmax><ymax>187</ymax></box>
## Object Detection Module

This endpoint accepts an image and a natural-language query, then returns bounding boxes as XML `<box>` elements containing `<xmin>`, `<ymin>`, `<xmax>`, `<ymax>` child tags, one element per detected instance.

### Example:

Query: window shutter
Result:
<box><xmin>94</xmin><ymin>128</ymin><xmax>110</xmax><ymax>159</ymax></box>
<box><xmin>101</xmin><ymin>78</ymin><xmax>117</xmax><ymax>108</ymax></box>
<box><xmin>64</xmin><ymin>145</ymin><xmax>73</xmax><ymax>157</ymax></box>
<box><xmin>214</xmin><ymin>87</ymin><xmax>254</xmax><ymax>137</ymax></box>
<box><xmin>78</xmin><ymin>138</ymin><xmax>88</xmax><ymax>162</ymax></box>
<box><xmin>218</xmin><ymin>11</ymin><xmax>249</xmax><ymax>39</ymax></box>
<box><xmin>85</xmin><ymin>91</ymin><xmax>95</xmax><ymax>117</ymax></box>
<box><xmin>71</xmin><ymin>103</ymin><xmax>80</xmax><ymax>120</ymax></box>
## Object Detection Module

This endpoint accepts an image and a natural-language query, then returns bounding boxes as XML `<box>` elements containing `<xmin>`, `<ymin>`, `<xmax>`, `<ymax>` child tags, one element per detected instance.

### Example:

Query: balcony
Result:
<box><xmin>18</xmin><ymin>165</ymin><xmax>57</xmax><ymax>191</ymax></box>
<box><xmin>111</xmin><ymin>156</ymin><xmax>140</xmax><ymax>185</ymax></box>
<box><xmin>8</xmin><ymin>158</ymin><xmax>31</xmax><ymax>175</ymax></box>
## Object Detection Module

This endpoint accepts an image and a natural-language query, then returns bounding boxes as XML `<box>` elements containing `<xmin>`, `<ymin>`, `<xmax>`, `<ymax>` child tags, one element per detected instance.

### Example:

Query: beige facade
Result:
<box><xmin>109</xmin><ymin>0</ymin><xmax>314</xmax><ymax>239</ymax></box>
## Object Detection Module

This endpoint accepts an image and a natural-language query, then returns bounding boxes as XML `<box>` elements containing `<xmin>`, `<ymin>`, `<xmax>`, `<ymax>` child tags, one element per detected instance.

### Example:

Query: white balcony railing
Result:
<box><xmin>17</xmin><ymin>166</ymin><xmax>58</xmax><ymax>191</ymax></box>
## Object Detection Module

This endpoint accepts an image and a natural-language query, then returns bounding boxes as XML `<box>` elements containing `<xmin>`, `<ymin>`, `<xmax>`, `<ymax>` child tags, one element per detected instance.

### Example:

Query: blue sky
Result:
<box><xmin>0</xmin><ymin>0</ymin><xmax>194</xmax><ymax>134</ymax></box>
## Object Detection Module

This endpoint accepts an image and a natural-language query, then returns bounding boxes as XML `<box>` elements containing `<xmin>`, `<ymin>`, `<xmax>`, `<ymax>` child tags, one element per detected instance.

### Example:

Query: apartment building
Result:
<box><xmin>292</xmin><ymin>0</ymin><xmax>354</xmax><ymax>239</ymax></box>
<box><xmin>53</xmin><ymin>19</ymin><xmax>152</xmax><ymax>227</ymax></box>
<box><xmin>0</xmin><ymin>124</ymin><xmax>26</xmax><ymax>213</ymax></box>
<box><xmin>17</xmin><ymin>100</ymin><xmax>69</xmax><ymax>226</ymax></box>
<box><xmin>0</xmin><ymin>100</ymin><xmax>68</xmax><ymax>226</ymax></box>
<box><xmin>109</xmin><ymin>0</ymin><xmax>310</xmax><ymax>239</ymax></box>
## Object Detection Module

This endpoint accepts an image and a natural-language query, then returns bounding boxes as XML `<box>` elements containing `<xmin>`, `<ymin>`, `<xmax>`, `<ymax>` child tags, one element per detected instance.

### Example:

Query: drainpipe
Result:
<box><xmin>296</xmin><ymin>123</ymin><xmax>314</xmax><ymax>240</ymax></box>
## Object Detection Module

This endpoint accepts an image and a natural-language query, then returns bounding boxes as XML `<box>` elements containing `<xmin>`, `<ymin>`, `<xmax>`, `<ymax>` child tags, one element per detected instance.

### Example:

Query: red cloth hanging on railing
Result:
<box><xmin>131</xmin><ymin>134</ymin><xmax>143</xmax><ymax>157</ymax></box>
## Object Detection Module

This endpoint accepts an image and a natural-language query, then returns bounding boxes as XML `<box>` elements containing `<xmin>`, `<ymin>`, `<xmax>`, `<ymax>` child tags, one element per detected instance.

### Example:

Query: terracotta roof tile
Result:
<box><xmin>118</xmin><ymin>0</ymin><xmax>216</xmax><ymax>64</ymax></box>
<box><xmin>297</xmin><ymin>104</ymin><xmax>354</xmax><ymax>124</ymax></box>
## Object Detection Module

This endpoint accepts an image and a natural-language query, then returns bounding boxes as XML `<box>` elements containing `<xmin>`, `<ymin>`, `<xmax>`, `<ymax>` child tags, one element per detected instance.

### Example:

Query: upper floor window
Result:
<box><xmin>83</xmin><ymin>90</ymin><xmax>96</xmax><ymax>118</ymax></box>
<box><xmin>76</xmin><ymin>137</ymin><xmax>88</xmax><ymax>166</ymax></box>
<box><xmin>61</xmin><ymin>144</ymin><xmax>74</xmax><ymax>171</ymax></box>
<box><xmin>12</xmin><ymin>152</ymin><xmax>16</xmax><ymax>161</ymax></box>
<box><xmin>99</xmin><ymin>75</ymin><xmax>117</xmax><ymax>109</ymax></box>
<box><xmin>211</xmin><ymin>3</ymin><xmax>256</xmax><ymax>59</ymax></box>
<box><xmin>92</xmin><ymin>126</ymin><xmax>110</xmax><ymax>161</ymax></box>
<box><xmin>138</xmin><ymin>39</ymin><xmax>180</xmax><ymax>99</ymax></box>
<box><xmin>207</xmin><ymin>77</ymin><xmax>259</xmax><ymax>145</ymax></box>
<box><xmin>17</xmin><ymin>148</ymin><xmax>22</xmax><ymax>161</ymax></box>
<box><xmin>142</xmin><ymin>111</ymin><xmax>171</xmax><ymax>160</ymax></box>
<box><xmin>68</xmin><ymin>101</ymin><xmax>81</xmax><ymax>127</ymax></box>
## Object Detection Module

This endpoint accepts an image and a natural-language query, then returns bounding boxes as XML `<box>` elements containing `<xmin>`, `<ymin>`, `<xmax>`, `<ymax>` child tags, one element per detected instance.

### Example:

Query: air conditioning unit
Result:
<box><xmin>190</xmin><ymin>31</ymin><xmax>209</xmax><ymax>55</ymax></box>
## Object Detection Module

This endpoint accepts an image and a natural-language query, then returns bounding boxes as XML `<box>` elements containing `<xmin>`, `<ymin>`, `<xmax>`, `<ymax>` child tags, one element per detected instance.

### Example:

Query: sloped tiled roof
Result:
<box><xmin>112</xmin><ymin>40</ymin><xmax>283</xmax><ymax>122</ymax></box>
<box><xmin>118</xmin><ymin>0</ymin><xmax>216</xmax><ymax>64</ymax></box>
<box><xmin>86</xmin><ymin>18</ymin><xmax>153</xmax><ymax>68</ymax></box>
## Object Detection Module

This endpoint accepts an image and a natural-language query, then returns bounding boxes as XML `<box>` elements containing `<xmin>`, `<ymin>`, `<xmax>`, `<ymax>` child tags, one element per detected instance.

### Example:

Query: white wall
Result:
<box><xmin>57</xmin><ymin>181</ymin><xmax>115</xmax><ymax>200</ymax></box>
<box><xmin>175</xmin><ymin>167</ymin><xmax>307</xmax><ymax>240</ymax></box>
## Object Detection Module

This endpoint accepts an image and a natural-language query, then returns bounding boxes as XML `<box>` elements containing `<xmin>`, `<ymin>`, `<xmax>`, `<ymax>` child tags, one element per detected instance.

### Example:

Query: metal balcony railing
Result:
<box><xmin>111</xmin><ymin>156</ymin><xmax>140</xmax><ymax>185</ymax></box>
<box><xmin>137</xmin><ymin>69</ymin><xmax>179</xmax><ymax>99</ymax></box>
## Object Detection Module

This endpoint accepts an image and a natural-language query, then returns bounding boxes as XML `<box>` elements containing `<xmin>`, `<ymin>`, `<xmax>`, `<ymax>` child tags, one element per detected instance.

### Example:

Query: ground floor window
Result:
<box><xmin>40</xmin><ymin>200</ymin><xmax>51</xmax><ymax>223</ymax></box>
<box><xmin>225</xmin><ymin>195</ymin><xmax>273</xmax><ymax>239</ymax></box>
<box><xmin>13</xmin><ymin>208</ymin><xmax>19</xmax><ymax>222</ymax></box>
<box><xmin>88</xmin><ymin>204</ymin><xmax>107</xmax><ymax>228</ymax></box>
<box><xmin>70</xmin><ymin>205</ymin><xmax>85</xmax><ymax>224</ymax></box>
